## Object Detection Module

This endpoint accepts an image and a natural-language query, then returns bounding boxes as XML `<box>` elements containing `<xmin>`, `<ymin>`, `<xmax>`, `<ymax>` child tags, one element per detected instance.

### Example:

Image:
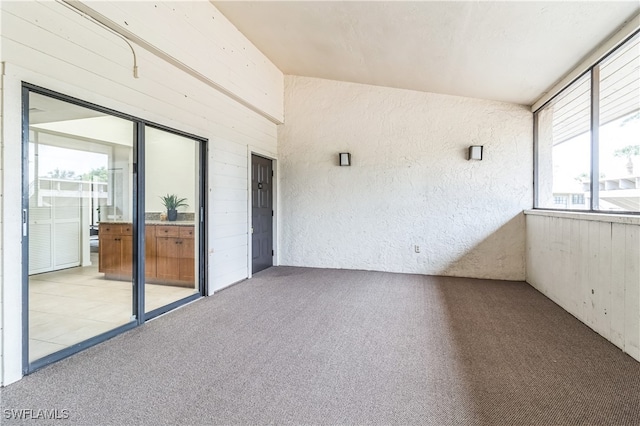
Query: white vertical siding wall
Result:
<box><xmin>526</xmin><ymin>211</ymin><xmax>640</xmax><ymax>361</ymax></box>
<box><xmin>70</xmin><ymin>1</ymin><xmax>283</xmax><ymax>123</ymax></box>
<box><xmin>0</xmin><ymin>0</ymin><xmax>282</xmax><ymax>385</ymax></box>
<box><xmin>0</xmin><ymin>57</ymin><xmax>4</xmax><ymax>379</ymax></box>
<box><xmin>0</xmin><ymin>68</ymin><xmax>25</xmax><ymax>387</ymax></box>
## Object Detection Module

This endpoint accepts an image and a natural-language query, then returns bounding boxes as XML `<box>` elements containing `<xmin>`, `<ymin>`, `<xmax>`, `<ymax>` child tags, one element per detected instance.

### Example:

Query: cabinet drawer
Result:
<box><xmin>121</xmin><ymin>224</ymin><xmax>133</xmax><ymax>235</ymax></box>
<box><xmin>100</xmin><ymin>224</ymin><xmax>122</xmax><ymax>235</ymax></box>
<box><xmin>156</xmin><ymin>226</ymin><xmax>179</xmax><ymax>237</ymax></box>
<box><xmin>179</xmin><ymin>227</ymin><xmax>195</xmax><ymax>239</ymax></box>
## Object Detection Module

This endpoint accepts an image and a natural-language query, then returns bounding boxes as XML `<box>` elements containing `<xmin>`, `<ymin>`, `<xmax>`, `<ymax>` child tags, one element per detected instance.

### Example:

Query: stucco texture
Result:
<box><xmin>278</xmin><ymin>76</ymin><xmax>532</xmax><ymax>280</ymax></box>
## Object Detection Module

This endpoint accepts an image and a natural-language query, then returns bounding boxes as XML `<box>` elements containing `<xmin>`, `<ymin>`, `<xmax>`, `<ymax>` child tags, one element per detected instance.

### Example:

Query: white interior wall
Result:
<box><xmin>279</xmin><ymin>76</ymin><xmax>532</xmax><ymax>279</ymax></box>
<box><xmin>0</xmin><ymin>0</ymin><xmax>282</xmax><ymax>385</ymax></box>
<box><xmin>0</xmin><ymin>33</ymin><xmax>5</xmax><ymax>381</ymax></box>
<box><xmin>526</xmin><ymin>211</ymin><xmax>640</xmax><ymax>361</ymax></box>
<box><xmin>144</xmin><ymin>129</ymin><xmax>197</xmax><ymax>214</ymax></box>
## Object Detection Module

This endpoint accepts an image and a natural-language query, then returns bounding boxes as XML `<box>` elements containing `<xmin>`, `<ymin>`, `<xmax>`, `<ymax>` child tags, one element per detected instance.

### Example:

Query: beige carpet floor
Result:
<box><xmin>1</xmin><ymin>267</ymin><xmax>639</xmax><ymax>425</ymax></box>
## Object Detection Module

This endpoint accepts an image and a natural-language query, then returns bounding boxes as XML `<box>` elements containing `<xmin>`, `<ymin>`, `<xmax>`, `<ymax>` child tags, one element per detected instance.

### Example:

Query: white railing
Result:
<box><xmin>29</xmin><ymin>178</ymin><xmax>109</xmax><ymax>200</ymax></box>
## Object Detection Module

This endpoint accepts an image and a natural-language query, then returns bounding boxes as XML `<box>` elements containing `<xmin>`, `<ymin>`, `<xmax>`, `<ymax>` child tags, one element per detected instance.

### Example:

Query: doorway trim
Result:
<box><xmin>246</xmin><ymin>146</ymin><xmax>277</xmax><ymax>279</ymax></box>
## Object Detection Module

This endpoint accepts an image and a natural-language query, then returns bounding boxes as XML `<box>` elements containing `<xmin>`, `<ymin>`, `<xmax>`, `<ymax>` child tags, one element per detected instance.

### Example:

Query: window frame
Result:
<box><xmin>533</xmin><ymin>29</ymin><xmax>640</xmax><ymax>216</ymax></box>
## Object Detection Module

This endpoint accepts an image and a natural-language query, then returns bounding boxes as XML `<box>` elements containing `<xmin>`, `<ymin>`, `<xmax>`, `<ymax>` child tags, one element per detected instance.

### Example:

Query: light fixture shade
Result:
<box><xmin>339</xmin><ymin>152</ymin><xmax>351</xmax><ymax>166</ymax></box>
<box><xmin>469</xmin><ymin>145</ymin><xmax>483</xmax><ymax>160</ymax></box>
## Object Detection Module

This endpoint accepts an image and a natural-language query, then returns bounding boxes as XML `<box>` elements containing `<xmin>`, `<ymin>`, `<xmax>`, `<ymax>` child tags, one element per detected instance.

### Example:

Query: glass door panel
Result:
<box><xmin>27</xmin><ymin>92</ymin><xmax>135</xmax><ymax>362</ymax></box>
<box><xmin>144</xmin><ymin>126</ymin><xmax>200</xmax><ymax>313</ymax></box>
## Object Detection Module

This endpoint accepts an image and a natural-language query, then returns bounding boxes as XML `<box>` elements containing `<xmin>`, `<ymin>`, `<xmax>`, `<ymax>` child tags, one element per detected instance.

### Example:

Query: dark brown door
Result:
<box><xmin>251</xmin><ymin>154</ymin><xmax>273</xmax><ymax>273</ymax></box>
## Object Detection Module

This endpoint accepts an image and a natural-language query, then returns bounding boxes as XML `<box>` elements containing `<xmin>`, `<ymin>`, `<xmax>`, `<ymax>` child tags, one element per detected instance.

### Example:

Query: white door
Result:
<box><xmin>29</xmin><ymin>189</ymin><xmax>81</xmax><ymax>274</ymax></box>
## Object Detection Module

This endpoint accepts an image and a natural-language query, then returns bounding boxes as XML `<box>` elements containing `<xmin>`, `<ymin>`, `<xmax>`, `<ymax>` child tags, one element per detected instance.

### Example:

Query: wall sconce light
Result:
<box><xmin>468</xmin><ymin>145</ymin><xmax>483</xmax><ymax>161</ymax></box>
<box><xmin>339</xmin><ymin>152</ymin><xmax>351</xmax><ymax>166</ymax></box>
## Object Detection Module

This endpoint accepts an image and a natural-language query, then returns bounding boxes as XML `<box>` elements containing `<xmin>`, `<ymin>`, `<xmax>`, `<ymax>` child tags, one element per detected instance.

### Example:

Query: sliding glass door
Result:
<box><xmin>23</xmin><ymin>85</ymin><xmax>206</xmax><ymax>371</ymax></box>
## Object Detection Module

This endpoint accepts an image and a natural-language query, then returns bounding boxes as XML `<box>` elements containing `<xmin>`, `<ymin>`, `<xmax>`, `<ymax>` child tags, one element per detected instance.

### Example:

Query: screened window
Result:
<box><xmin>536</xmin><ymin>74</ymin><xmax>591</xmax><ymax>210</ymax></box>
<box><xmin>598</xmin><ymin>32</ymin><xmax>640</xmax><ymax>212</ymax></box>
<box><xmin>535</xmin><ymin>31</ymin><xmax>640</xmax><ymax>213</ymax></box>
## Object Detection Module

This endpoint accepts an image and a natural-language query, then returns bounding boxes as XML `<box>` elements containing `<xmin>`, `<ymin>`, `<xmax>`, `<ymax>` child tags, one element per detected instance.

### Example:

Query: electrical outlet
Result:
<box><xmin>414</xmin><ymin>245</ymin><xmax>420</xmax><ymax>253</ymax></box>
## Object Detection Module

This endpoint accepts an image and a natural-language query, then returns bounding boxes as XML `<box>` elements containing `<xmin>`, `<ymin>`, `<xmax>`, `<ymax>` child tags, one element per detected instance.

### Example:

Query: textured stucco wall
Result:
<box><xmin>278</xmin><ymin>76</ymin><xmax>532</xmax><ymax>280</ymax></box>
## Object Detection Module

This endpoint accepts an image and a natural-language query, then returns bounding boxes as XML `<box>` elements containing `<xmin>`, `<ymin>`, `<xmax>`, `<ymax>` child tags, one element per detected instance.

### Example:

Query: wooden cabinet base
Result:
<box><xmin>146</xmin><ymin>278</ymin><xmax>195</xmax><ymax>288</ymax></box>
<box><xmin>99</xmin><ymin>223</ymin><xmax>195</xmax><ymax>288</ymax></box>
<box><xmin>101</xmin><ymin>273</ymin><xmax>194</xmax><ymax>288</ymax></box>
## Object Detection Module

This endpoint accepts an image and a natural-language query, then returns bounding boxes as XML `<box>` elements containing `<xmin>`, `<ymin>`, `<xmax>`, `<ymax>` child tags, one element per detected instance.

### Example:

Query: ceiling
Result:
<box><xmin>29</xmin><ymin>92</ymin><xmax>105</xmax><ymax>125</ymax></box>
<box><xmin>213</xmin><ymin>1</ymin><xmax>639</xmax><ymax>106</ymax></box>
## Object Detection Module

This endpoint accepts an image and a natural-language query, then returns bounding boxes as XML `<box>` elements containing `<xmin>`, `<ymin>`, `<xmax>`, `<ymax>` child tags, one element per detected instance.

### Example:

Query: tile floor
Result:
<box><xmin>29</xmin><ymin>253</ymin><xmax>198</xmax><ymax>362</ymax></box>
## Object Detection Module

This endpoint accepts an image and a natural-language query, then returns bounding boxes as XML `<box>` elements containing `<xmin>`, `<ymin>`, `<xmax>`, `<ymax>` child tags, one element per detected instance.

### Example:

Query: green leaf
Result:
<box><xmin>159</xmin><ymin>194</ymin><xmax>188</xmax><ymax>210</ymax></box>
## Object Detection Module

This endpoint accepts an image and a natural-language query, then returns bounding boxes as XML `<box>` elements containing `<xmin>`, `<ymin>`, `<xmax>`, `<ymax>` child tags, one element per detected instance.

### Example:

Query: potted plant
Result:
<box><xmin>160</xmin><ymin>194</ymin><xmax>188</xmax><ymax>221</ymax></box>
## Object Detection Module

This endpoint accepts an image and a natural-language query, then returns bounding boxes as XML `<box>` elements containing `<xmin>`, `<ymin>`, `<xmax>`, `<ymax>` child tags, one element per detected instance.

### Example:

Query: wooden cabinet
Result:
<box><xmin>156</xmin><ymin>230</ymin><xmax>181</xmax><ymax>281</ymax></box>
<box><xmin>99</xmin><ymin>224</ymin><xmax>133</xmax><ymax>279</ymax></box>
<box><xmin>99</xmin><ymin>223</ymin><xmax>194</xmax><ymax>287</ymax></box>
<box><xmin>155</xmin><ymin>225</ymin><xmax>194</xmax><ymax>286</ymax></box>
<box><xmin>178</xmin><ymin>227</ymin><xmax>195</xmax><ymax>283</ymax></box>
